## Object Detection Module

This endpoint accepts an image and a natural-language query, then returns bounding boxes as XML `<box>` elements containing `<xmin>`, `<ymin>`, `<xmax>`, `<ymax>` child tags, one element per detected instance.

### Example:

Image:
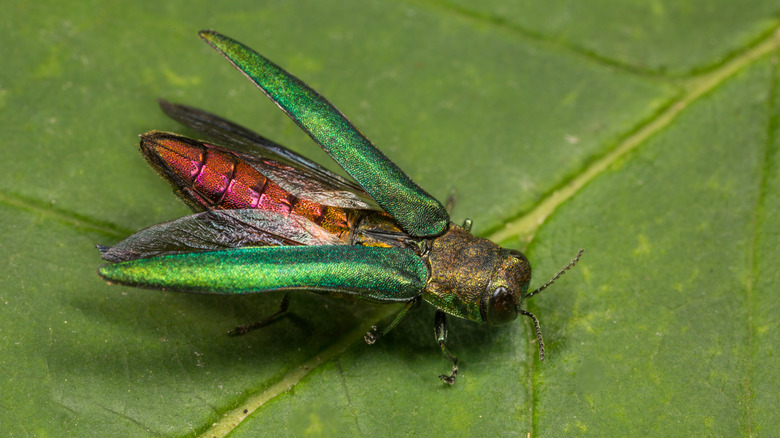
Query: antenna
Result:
<box><xmin>520</xmin><ymin>248</ymin><xmax>583</xmax><ymax>361</ymax></box>
<box><xmin>520</xmin><ymin>308</ymin><xmax>546</xmax><ymax>361</ymax></box>
<box><xmin>525</xmin><ymin>248</ymin><xmax>584</xmax><ymax>299</ymax></box>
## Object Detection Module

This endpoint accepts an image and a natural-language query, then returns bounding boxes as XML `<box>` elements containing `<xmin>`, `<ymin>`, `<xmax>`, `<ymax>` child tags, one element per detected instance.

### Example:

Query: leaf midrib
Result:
<box><xmin>3</xmin><ymin>17</ymin><xmax>777</xmax><ymax>438</ymax></box>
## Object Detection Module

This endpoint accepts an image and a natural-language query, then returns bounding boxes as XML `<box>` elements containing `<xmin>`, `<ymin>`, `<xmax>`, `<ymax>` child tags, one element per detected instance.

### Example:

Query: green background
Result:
<box><xmin>3</xmin><ymin>0</ymin><xmax>779</xmax><ymax>436</ymax></box>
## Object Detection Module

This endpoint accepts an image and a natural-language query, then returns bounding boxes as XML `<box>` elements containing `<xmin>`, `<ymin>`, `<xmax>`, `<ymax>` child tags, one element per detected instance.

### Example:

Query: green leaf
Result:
<box><xmin>2</xmin><ymin>0</ymin><xmax>779</xmax><ymax>436</ymax></box>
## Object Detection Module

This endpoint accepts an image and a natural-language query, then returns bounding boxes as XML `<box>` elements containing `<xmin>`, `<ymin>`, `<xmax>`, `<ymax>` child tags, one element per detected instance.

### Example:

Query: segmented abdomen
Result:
<box><xmin>141</xmin><ymin>133</ymin><xmax>352</xmax><ymax>237</ymax></box>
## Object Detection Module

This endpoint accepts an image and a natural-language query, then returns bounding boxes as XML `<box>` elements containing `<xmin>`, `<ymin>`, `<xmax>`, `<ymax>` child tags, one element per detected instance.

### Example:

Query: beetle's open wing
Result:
<box><xmin>199</xmin><ymin>30</ymin><xmax>450</xmax><ymax>237</ymax></box>
<box><xmin>158</xmin><ymin>101</ymin><xmax>380</xmax><ymax>210</ymax></box>
<box><xmin>99</xmin><ymin>209</ymin><xmax>340</xmax><ymax>262</ymax></box>
<box><xmin>141</xmin><ymin>131</ymin><xmax>379</xmax><ymax>211</ymax></box>
<box><xmin>159</xmin><ymin>99</ymin><xmax>341</xmax><ymax>178</ymax></box>
<box><xmin>99</xmin><ymin>245</ymin><xmax>428</xmax><ymax>302</ymax></box>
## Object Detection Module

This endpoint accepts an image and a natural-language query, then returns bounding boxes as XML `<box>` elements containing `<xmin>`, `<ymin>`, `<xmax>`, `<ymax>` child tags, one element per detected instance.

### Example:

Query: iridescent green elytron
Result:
<box><xmin>98</xmin><ymin>30</ymin><xmax>582</xmax><ymax>384</ymax></box>
<box><xmin>200</xmin><ymin>31</ymin><xmax>449</xmax><ymax>238</ymax></box>
<box><xmin>99</xmin><ymin>245</ymin><xmax>428</xmax><ymax>298</ymax></box>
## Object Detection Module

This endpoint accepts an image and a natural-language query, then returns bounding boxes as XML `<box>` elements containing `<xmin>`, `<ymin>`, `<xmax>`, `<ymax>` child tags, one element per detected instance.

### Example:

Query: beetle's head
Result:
<box><xmin>481</xmin><ymin>248</ymin><xmax>584</xmax><ymax>361</ymax></box>
<box><xmin>480</xmin><ymin>249</ymin><xmax>531</xmax><ymax>326</ymax></box>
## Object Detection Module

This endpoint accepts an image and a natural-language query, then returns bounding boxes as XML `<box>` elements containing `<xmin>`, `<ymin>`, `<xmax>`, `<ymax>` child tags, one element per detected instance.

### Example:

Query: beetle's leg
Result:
<box><xmin>434</xmin><ymin>310</ymin><xmax>459</xmax><ymax>385</ymax></box>
<box><xmin>444</xmin><ymin>189</ymin><xmax>474</xmax><ymax>233</ymax></box>
<box><xmin>229</xmin><ymin>293</ymin><xmax>291</xmax><ymax>336</ymax></box>
<box><xmin>364</xmin><ymin>296</ymin><xmax>421</xmax><ymax>344</ymax></box>
<box><xmin>445</xmin><ymin>188</ymin><xmax>457</xmax><ymax>214</ymax></box>
<box><xmin>519</xmin><ymin>308</ymin><xmax>545</xmax><ymax>361</ymax></box>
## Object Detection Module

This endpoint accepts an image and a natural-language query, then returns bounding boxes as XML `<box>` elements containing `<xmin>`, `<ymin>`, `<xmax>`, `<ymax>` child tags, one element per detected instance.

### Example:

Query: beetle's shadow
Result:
<box><xmin>65</xmin><ymin>289</ymin><xmax>373</xmax><ymax>375</ymax></box>
<box><xmin>65</xmin><ymin>284</ymin><xmax>541</xmax><ymax>387</ymax></box>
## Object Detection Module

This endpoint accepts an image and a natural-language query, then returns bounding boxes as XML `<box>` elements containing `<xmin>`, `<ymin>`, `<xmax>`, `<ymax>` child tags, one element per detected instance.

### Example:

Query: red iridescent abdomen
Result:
<box><xmin>142</xmin><ymin>134</ymin><xmax>352</xmax><ymax>237</ymax></box>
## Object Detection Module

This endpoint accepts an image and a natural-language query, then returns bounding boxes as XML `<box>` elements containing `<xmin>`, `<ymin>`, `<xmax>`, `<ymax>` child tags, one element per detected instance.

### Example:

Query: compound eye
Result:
<box><xmin>486</xmin><ymin>286</ymin><xmax>518</xmax><ymax>325</ymax></box>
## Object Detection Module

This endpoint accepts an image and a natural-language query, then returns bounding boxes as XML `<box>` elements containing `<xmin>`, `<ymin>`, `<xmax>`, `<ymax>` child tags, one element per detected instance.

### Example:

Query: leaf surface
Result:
<box><xmin>2</xmin><ymin>0</ymin><xmax>779</xmax><ymax>436</ymax></box>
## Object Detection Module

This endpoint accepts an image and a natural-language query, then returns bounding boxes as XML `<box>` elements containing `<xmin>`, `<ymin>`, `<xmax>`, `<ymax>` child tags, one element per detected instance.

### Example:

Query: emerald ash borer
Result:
<box><xmin>98</xmin><ymin>30</ymin><xmax>583</xmax><ymax>384</ymax></box>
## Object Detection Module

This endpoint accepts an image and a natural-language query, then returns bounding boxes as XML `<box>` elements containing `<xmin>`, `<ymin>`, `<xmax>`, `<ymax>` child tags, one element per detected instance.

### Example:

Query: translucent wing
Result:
<box><xmin>159</xmin><ymin>100</ymin><xmax>380</xmax><ymax>210</ymax></box>
<box><xmin>199</xmin><ymin>30</ymin><xmax>450</xmax><ymax>237</ymax></box>
<box><xmin>99</xmin><ymin>245</ymin><xmax>428</xmax><ymax>302</ymax></box>
<box><xmin>99</xmin><ymin>209</ymin><xmax>340</xmax><ymax>262</ymax></box>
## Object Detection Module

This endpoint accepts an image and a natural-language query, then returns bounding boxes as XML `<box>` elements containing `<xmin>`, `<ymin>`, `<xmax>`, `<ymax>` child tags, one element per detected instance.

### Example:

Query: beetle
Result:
<box><xmin>98</xmin><ymin>30</ymin><xmax>583</xmax><ymax>384</ymax></box>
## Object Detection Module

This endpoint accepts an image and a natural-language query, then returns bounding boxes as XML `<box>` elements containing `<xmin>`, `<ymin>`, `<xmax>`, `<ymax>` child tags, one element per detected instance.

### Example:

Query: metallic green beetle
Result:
<box><xmin>98</xmin><ymin>30</ymin><xmax>582</xmax><ymax>384</ymax></box>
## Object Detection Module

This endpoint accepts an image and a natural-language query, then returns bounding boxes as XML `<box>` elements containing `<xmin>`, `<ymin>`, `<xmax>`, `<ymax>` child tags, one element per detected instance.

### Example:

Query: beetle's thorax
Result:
<box><xmin>422</xmin><ymin>224</ymin><xmax>531</xmax><ymax>323</ymax></box>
